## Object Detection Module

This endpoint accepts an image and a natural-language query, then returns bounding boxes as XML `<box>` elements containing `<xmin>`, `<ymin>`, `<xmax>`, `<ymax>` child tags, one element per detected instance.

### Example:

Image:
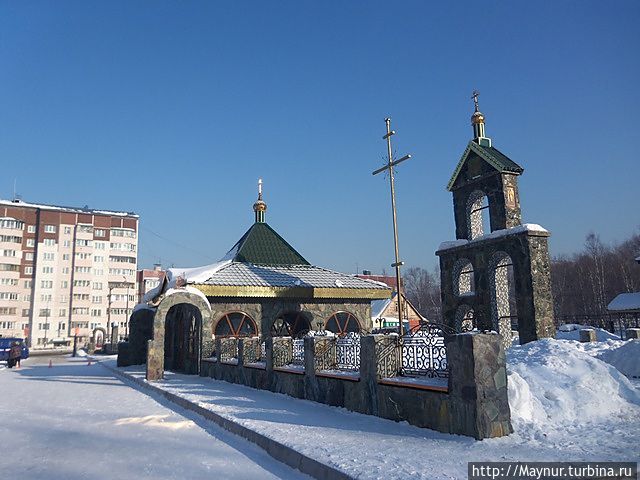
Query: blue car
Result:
<box><xmin>0</xmin><ymin>337</ymin><xmax>29</xmax><ymax>362</ymax></box>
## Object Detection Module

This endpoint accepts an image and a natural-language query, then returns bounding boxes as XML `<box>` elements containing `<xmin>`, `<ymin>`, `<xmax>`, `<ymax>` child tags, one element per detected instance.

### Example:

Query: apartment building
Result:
<box><xmin>0</xmin><ymin>198</ymin><xmax>138</xmax><ymax>348</ymax></box>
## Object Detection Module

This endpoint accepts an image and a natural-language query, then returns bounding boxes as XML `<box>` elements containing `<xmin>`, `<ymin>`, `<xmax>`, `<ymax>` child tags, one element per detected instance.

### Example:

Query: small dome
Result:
<box><xmin>471</xmin><ymin>111</ymin><xmax>485</xmax><ymax>125</ymax></box>
<box><xmin>253</xmin><ymin>200</ymin><xmax>267</xmax><ymax>212</ymax></box>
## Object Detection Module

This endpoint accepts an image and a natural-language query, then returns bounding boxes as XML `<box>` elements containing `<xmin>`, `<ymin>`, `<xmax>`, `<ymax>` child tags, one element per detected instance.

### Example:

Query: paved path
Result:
<box><xmin>0</xmin><ymin>357</ymin><xmax>307</xmax><ymax>480</ymax></box>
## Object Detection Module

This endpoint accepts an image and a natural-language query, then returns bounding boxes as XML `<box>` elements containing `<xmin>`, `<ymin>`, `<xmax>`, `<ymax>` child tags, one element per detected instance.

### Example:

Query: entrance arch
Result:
<box><xmin>165</xmin><ymin>303</ymin><xmax>202</xmax><ymax>374</ymax></box>
<box><xmin>325</xmin><ymin>311</ymin><xmax>361</xmax><ymax>335</ymax></box>
<box><xmin>92</xmin><ymin>327</ymin><xmax>106</xmax><ymax>347</ymax></box>
<box><xmin>146</xmin><ymin>289</ymin><xmax>212</xmax><ymax>380</ymax></box>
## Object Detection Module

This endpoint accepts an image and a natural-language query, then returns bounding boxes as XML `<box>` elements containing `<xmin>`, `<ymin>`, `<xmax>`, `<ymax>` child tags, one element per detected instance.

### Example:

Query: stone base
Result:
<box><xmin>579</xmin><ymin>329</ymin><xmax>597</xmax><ymax>343</ymax></box>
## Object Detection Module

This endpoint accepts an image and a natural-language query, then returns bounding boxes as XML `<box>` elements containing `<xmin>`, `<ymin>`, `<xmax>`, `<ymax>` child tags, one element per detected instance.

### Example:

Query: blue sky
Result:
<box><xmin>1</xmin><ymin>1</ymin><xmax>638</xmax><ymax>273</ymax></box>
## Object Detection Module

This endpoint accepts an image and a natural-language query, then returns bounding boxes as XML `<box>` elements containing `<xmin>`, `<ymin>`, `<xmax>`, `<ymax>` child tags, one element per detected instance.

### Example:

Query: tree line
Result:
<box><xmin>402</xmin><ymin>229</ymin><xmax>640</xmax><ymax>325</ymax></box>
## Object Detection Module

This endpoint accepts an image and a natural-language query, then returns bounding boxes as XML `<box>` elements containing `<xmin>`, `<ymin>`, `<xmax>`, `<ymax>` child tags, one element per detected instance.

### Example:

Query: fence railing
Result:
<box><xmin>219</xmin><ymin>338</ymin><xmax>238</xmax><ymax>363</ymax></box>
<box><xmin>292</xmin><ymin>338</ymin><xmax>304</xmax><ymax>365</ymax></box>
<box><xmin>400</xmin><ymin>323</ymin><xmax>454</xmax><ymax>378</ymax></box>
<box><xmin>335</xmin><ymin>333</ymin><xmax>361</xmax><ymax>371</ymax></box>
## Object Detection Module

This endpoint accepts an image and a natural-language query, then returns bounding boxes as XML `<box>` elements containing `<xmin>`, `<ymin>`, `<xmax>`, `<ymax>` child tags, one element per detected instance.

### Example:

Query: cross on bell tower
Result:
<box><xmin>253</xmin><ymin>178</ymin><xmax>267</xmax><ymax>223</ymax></box>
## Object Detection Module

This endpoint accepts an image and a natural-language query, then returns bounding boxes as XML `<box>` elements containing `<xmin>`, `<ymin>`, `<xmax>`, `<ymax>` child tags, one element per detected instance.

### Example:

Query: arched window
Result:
<box><xmin>270</xmin><ymin>312</ymin><xmax>311</xmax><ymax>338</ymax></box>
<box><xmin>325</xmin><ymin>311</ymin><xmax>361</xmax><ymax>335</ymax></box>
<box><xmin>453</xmin><ymin>258</ymin><xmax>475</xmax><ymax>296</ymax></box>
<box><xmin>214</xmin><ymin>312</ymin><xmax>257</xmax><ymax>338</ymax></box>
<box><xmin>454</xmin><ymin>305</ymin><xmax>476</xmax><ymax>332</ymax></box>
<box><xmin>489</xmin><ymin>252</ymin><xmax>518</xmax><ymax>347</ymax></box>
<box><xmin>466</xmin><ymin>190</ymin><xmax>490</xmax><ymax>240</ymax></box>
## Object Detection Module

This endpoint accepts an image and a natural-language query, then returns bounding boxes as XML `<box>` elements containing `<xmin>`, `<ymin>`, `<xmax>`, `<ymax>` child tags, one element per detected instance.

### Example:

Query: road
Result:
<box><xmin>0</xmin><ymin>356</ymin><xmax>307</xmax><ymax>480</ymax></box>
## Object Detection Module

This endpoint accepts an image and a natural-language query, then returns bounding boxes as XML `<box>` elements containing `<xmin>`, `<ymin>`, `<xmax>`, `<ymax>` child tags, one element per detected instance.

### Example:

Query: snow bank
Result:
<box><xmin>507</xmin><ymin>339</ymin><xmax>640</xmax><ymax>433</ymax></box>
<box><xmin>556</xmin><ymin>324</ymin><xmax>620</xmax><ymax>341</ymax></box>
<box><xmin>597</xmin><ymin>340</ymin><xmax>640</xmax><ymax>377</ymax></box>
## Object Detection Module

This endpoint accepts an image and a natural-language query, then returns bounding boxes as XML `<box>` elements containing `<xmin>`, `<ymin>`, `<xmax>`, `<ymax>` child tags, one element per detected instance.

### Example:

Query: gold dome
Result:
<box><xmin>253</xmin><ymin>200</ymin><xmax>267</xmax><ymax>212</ymax></box>
<box><xmin>471</xmin><ymin>111</ymin><xmax>485</xmax><ymax>125</ymax></box>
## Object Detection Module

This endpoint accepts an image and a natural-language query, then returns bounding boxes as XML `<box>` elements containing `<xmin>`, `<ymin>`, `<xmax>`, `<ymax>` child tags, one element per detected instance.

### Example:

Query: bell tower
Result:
<box><xmin>436</xmin><ymin>92</ymin><xmax>555</xmax><ymax>346</ymax></box>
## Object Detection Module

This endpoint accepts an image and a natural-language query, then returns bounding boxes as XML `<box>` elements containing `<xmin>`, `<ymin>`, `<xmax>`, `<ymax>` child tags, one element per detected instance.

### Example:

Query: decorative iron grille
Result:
<box><xmin>335</xmin><ymin>332</ymin><xmax>360</xmax><ymax>371</ymax></box>
<box><xmin>291</xmin><ymin>338</ymin><xmax>304</xmax><ymax>365</ymax></box>
<box><xmin>400</xmin><ymin>323</ymin><xmax>454</xmax><ymax>378</ymax></box>
<box><xmin>219</xmin><ymin>338</ymin><xmax>238</xmax><ymax>363</ymax></box>
<box><xmin>243</xmin><ymin>337</ymin><xmax>261</xmax><ymax>363</ymax></box>
<box><xmin>260</xmin><ymin>341</ymin><xmax>266</xmax><ymax>361</ymax></box>
<box><xmin>272</xmin><ymin>338</ymin><xmax>292</xmax><ymax>368</ymax></box>
<box><xmin>314</xmin><ymin>338</ymin><xmax>336</xmax><ymax>371</ymax></box>
<box><xmin>375</xmin><ymin>335</ymin><xmax>400</xmax><ymax>378</ymax></box>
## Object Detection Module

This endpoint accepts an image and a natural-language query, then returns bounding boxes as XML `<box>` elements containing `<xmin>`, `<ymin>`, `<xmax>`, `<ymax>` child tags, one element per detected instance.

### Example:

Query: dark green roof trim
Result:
<box><xmin>447</xmin><ymin>141</ymin><xmax>524</xmax><ymax>191</ymax></box>
<box><xmin>223</xmin><ymin>222</ymin><xmax>310</xmax><ymax>266</ymax></box>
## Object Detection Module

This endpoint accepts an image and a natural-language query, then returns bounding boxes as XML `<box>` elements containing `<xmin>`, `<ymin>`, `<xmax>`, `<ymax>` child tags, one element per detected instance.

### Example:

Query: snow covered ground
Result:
<box><xmin>0</xmin><ymin>356</ymin><xmax>307</xmax><ymax>480</ymax></box>
<box><xmin>2</xmin><ymin>337</ymin><xmax>638</xmax><ymax>480</ymax></box>
<box><xmin>114</xmin><ymin>337</ymin><xmax>640</xmax><ymax>480</ymax></box>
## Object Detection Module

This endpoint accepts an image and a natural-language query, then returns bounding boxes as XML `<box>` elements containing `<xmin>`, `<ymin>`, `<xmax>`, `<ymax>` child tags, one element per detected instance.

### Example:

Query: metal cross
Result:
<box><xmin>372</xmin><ymin>117</ymin><xmax>412</xmax><ymax>336</ymax></box>
<box><xmin>472</xmin><ymin>90</ymin><xmax>480</xmax><ymax>111</ymax></box>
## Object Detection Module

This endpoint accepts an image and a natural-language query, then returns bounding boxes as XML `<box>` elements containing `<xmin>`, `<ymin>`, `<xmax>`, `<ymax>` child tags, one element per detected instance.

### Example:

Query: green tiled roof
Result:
<box><xmin>447</xmin><ymin>141</ymin><xmax>524</xmax><ymax>191</ymax></box>
<box><xmin>224</xmin><ymin>222</ymin><xmax>310</xmax><ymax>266</ymax></box>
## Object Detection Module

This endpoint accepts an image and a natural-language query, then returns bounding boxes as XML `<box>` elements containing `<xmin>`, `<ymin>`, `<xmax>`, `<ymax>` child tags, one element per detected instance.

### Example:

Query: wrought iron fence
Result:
<box><xmin>292</xmin><ymin>338</ymin><xmax>304</xmax><ymax>365</ymax></box>
<box><xmin>335</xmin><ymin>332</ymin><xmax>360</xmax><ymax>371</ymax></box>
<box><xmin>400</xmin><ymin>323</ymin><xmax>454</xmax><ymax>378</ymax></box>
<box><xmin>314</xmin><ymin>338</ymin><xmax>336</xmax><ymax>371</ymax></box>
<box><xmin>219</xmin><ymin>338</ymin><xmax>238</xmax><ymax>363</ymax></box>
<box><xmin>272</xmin><ymin>338</ymin><xmax>292</xmax><ymax>368</ymax></box>
<box><xmin>243</xmin><ymin>337</ymin><xmax>261</xmax><ymax>363</ymax></box>
<box><xmin>260</xmin><ymin>341</ymin><xmax>266</xmax><ymax>361</ymax></box>
<box><xmin>375</xmin><ymin>335</ymin><xmax>401</xmax><ymax>378</ymax></box>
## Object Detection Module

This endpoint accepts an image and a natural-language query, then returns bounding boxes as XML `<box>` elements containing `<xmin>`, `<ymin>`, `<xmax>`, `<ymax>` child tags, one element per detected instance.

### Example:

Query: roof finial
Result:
<box><xmin>470</xmin><ymin>90</ymin><xmax>490</xmax><ymax>146</ymax></box>
<box><xmin>253</xmin><ymin>178</ymin><xmax>267</xmax><ymax>223</ymax></box>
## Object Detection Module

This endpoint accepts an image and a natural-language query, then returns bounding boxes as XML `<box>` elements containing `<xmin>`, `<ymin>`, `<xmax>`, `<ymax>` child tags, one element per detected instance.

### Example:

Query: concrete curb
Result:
<box><xmin>101</xmin><ymin>362</ymin><xmax>353</xmax><ymax>480</ymax></box>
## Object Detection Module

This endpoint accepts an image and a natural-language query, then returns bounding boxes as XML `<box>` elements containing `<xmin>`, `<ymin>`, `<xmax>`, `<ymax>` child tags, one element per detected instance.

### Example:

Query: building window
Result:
<box><xmin>64</xmin><ymin>226</ymin><xmax>71</xmax><ymax>234</ymax></box>
<box><xmin>0</xmin><ymin>292</ymin><xmax>19</xmax><ymax>300</ymax></box>
<box><xmin>91</xmin><ymin>309</ymin><xmax>102</xmax><ymax>317</ymax></box>
<box><xmin>0</xmin><ymin>219</ymin><xmax>24</xmax><ymax>230</ymax></box>
<box><xmin>43</xmin><ymin>252</ymin><xmax>55</xmax><ymax>261</ymax></box>
<box><xmin>60</xmin><ymin>281</ymin><xmax>68</xmax><ymax>289</ymax></box>
<box><xmin>1</xmin><ymin>249</ymin><xmax>16</xmax><ymax>257</ymax></box>
<box><xmin>39</xmin><ymin>309</ymin><xmax>51</xmax><ymax>317</ymax></box>
<box><xmin>27</xmin><ymin>225</ymin><xmax>36</xmax><ymax>233</ymax></box>
<box><xmin>24</xmin><ymin>280</ymin><xmax>32</xmax><ymax>288</ymax></box>
<box><xmin>0</xmin><ymin>278</ymin><xmax>18</xmax><ymax>286</ymax></box>
<box><xmin>43</xmin><ymin>238</ymin><xmax>56</xmax><ymax>246</ymax></box>
<box><xmin>22</xmin><ymin>309</ymin><xmax>30</xmax><ymax>317</ymax></box>
<box><xmin>25</xmin><ymin>252</ymin><xmax>34</xmax><ymax>261</ymax></box>
<box><xmin>40</xmin><ymin>294</ymin><xmax>52</xmax><ymax>302</ymax></box>
<box><xmin>0</xmin><ymin>307</ymin><xmax>17</xmax><ymax>316</ymax></box>
<box><xmin>95</xmin><ymin>229</ymin><xmax>105</xmax><ymax>237</ymax></box>
<box><xmin>214</xmin><ymin>312</ymin><xmax>257</xmax><ymax>338</ymax></box>
<box><xmin>24</xmin><ymin>266</ymin><xmax>33</xmax><ymax>275</ymax></box>
<box><xmin>63</xmin><ymin>240</ymin><xmax>71</xmax><ymax>248</ymax></box>
<box><xmin>40</xmin><ymin>280</ymin><xmax>53</xmax><ymax>289</ymax></box>
<box><xmin>62</xmin><ymin>254</ymin><xmax>70</xmax><ymax>261</ymax></box>
<box><xmin>42</xmin><ymin>266</ymin><xmax>54</xmax><ymax>274</ymax></box>
<box><xmin>26</xmin><ymin>239</ymin><xmax>35</xmax><ymax>247</ymax></box>
<box><xmin>44</xmin><ymin>225</ymin><xmax>56</xmax><ymax>233</ymax></box>
<box><xmin>325</xmin><ymin>312</ymin><xmax>361</xmax><ymax>335</ymax></box>
<box><xmin>59</xmin><ymin>310</ymin><xmax>66</xmax><ymax>317</ymax></box>
<box><xmin>92</xmin><ymin>282</ymin><xmax>103</xmax><ymax>290</ymax></box>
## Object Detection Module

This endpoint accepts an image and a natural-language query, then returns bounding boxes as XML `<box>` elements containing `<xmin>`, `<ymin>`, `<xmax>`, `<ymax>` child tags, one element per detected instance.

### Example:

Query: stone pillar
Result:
<box><xmin>146</xmin><ymin>339</ymin><xmax>163</xmax><ymax>381</ymax></box>
<box><xmin>579</xmin><ymin>329</ymin><xmax>597</xmax><ymax>343</ymax></box>
<box><xmin>111</xmin><ymin>325</ymin><xmax>119</xmax><ymax>345</ymax></box>
<box><xmin>446</xmin><ymin>333</ymin><xmax>512</xmax><ymax>439</ymax></box>
<box><xmin>303</xmin><ymin>336</ymin><xmax>319</xmax><ymax>402</ymax></box>
<box><xmin>626</xmin><ymin>328</ymin><xmax>640</xmax><ymax>340</ymax></box>
<box><xmin>237</xmin><ymin>338</ymin><xmax>245</xmax><ymax>366</ymax></box>
<box><xmin>265</xmin><ymin>336</ymin><xmax>274</xmax><ymax>372</ymax></box>
<box><xmin>359</xmin><ymin>335</ymin><xmax>383</xmax><ymax>416</ymax></box>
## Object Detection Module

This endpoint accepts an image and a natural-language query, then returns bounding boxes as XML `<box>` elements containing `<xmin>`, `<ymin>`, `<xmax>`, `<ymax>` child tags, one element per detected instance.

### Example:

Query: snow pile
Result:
<box><xmin>507</xmin><ymin>339</ymin><xmax>640</xmax><ymax>433</ymax></box>
<box><xmin>556</xmin><ymin>324</ymin><xmax>620</xmax><ymax>341</ymax></box>
<box><xmin>596</xmin><ymin>340</ymin><xmax>640</xmax><ymax>377</ymax></box>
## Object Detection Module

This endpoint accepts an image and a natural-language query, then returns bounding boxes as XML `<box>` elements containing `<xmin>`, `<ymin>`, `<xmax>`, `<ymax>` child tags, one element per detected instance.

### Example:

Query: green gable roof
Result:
<box><xmin>447</xmin><ymin>141</ymin><xmax>524</xmax><ymax>191</ymax></box>
<box><xmin>223</xmin><ymin>222</ymin><xmax>310</xmax><ymax>266</ymax></box>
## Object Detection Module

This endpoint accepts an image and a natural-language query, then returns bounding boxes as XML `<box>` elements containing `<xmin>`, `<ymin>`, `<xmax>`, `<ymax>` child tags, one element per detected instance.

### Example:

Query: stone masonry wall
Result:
<box><xmin>200</xmin><ymin>332</ymin><xmax>511</xmax><ymax>439</ymax></box>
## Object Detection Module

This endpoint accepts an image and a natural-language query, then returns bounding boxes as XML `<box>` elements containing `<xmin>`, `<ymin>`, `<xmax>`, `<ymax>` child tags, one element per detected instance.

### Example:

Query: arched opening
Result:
<box><xmin>164</xmin><ymin>303</ymin><xmax>202</xmax><ymax>374</ymax></box>
<box><xmin>214</xmin><ymin>312</ymin><xmax>257</xmax><ymax>338</ymax></box>
<box><xmin>454</xmin><ymin>305</ymin><xmax>476</xmax><ymax>332</ymax></box>
<box><xmin>92</xmin><ymin>327</ymin><xmax>106</xmax><ymax>348</ymax></box>
<box><xmin>453</xmin><ymin>258</ymin><xmax>475</xmax><ymax>296</ymax></box>
<box><xmin>467</xmin><ymin>190</ymin><xmax>490</xmax><ymax>240</ymax></box>
<box><xmin>270</xmin><ymin>312</ymin><xmax>311</xmax><ymax>338</ymax></box>
<box><xmin>325</xmin><ymin>311</ymin><xmax>361</xmax><ymax>335</ymax></box>
<box><xmin>489</xmin><ymin>252</ymin><xmax>519</xmax><ymax>347</ymax></box>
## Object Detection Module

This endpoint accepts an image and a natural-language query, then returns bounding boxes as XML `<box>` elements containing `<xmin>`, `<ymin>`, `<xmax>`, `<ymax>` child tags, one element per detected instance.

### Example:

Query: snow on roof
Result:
<box><xmin>607</xmin><ymin>292</ymin><xmax>640</xmax><ymax>312</ymax></box>
<box><xmin>636</xmin><ymin>255</ymin><xmax>640</xmax><ymax>263</ymax></box>
<box><xmin>0</xmin><ymin>198</ymin><xmax>138</xmax><ymax>217</ymax></box>
<box><xmin>167</xmin><ymin>260</ymin><xmax>232</xmax><ymax>285</ymax></box>
<box><xmin>437</xmin><ymin>224</ymin><xmax>549</xmax><ymax>252</ymax></box>
<box><xmin>164</xmin><ymin>285</ymin><xmax>210</xmax><ymax>307</ymax></box>
<box><xmin>371</xmin><ymin>298</ymin><xmax>392</xmax><ymax>318</ymax></box>
<box><xmin>197</xmin><ymin>263</ymin><xmax>391</xmax><ymax>290</ymax></box>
